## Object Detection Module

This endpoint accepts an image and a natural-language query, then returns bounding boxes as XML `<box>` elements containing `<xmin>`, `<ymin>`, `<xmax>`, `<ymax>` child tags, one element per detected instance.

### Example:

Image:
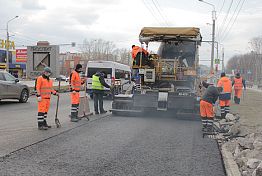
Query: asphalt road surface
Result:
<box><xmin>0</xmin><ymin>94</ymin><xmax>225</xmax><ymax>176</ymax></box>
<box><xmin>0</xmin><ymin>93</ymin><xmax>111</xmax><ymax>157</ymax></box>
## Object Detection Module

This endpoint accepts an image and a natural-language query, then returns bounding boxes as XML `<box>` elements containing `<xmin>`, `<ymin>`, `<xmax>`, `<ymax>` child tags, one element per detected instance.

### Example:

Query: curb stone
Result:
<box><xmin>222</xmin><ymin>145</ymin><xmax>241</xmax><ymax>176</ymax></box>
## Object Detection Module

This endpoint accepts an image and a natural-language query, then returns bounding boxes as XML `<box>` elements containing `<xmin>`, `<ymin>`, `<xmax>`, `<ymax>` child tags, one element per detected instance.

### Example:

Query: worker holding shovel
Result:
<box><xmin>35</xmin><ymin>67</ymin><xmax>59</xmax><ymax>130</ymax></box>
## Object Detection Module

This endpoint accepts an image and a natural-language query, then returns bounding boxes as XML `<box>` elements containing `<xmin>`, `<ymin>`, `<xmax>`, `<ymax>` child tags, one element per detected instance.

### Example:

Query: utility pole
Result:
<box><xmin>199</xmin><ymin>0</ymin><xmax>216</xmax><ymax>75</ymax></box>
<box><xmin>6</xmin><ymin>16</ymin><xmax>18</xmax><ymax>73</ymax></box>
<box><xmin>211</xmin><ymin>9</ymin><xmax>216</xmax><ymax>74</ymax></box>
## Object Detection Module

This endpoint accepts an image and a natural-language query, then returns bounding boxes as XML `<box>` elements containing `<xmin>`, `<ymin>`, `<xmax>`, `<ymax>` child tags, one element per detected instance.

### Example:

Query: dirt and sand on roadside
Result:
<box><xmin>230</xmin><ymin>89</ymin><xmax>262</xmax><ymax>134</ymax></box>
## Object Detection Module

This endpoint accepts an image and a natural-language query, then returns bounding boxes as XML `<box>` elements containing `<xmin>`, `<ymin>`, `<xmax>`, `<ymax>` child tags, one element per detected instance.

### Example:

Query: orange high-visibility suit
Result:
<box><xmin>36</xmin><ymin>76</ymin><xmax>56</xmax><ymax>127</ymax></box>
<box><xmin>132</xmin><ymin>46</ymin><xmax>148</xmax><ymax>66</ymax></box>
<box><xmin>70</xmin><ymin>70</ymin><xmax>85</xmax><ymax>119</ymax></box>
<box><xmin>132</xmin><ymin>46</ymin><xmax>148</xmax><ymax>59</ymax></box>
<box><xmin>200</xmin><ymin>100</ymin><xmax>214</xmax><ymax>118</ymax></box>
<box><xmin>217</xmin><ymin>76</ymin><xmax>232</xmax><ymax>118</ymax></box>
<box><xmin>232</xmin><ymin>77</ymin><xmax>245</xmax><ymax>104</ymax></box>
<box><xmin>200</xmin><ymin>83</ymin><xmax>220</xmax><ymax>131</ymax></box>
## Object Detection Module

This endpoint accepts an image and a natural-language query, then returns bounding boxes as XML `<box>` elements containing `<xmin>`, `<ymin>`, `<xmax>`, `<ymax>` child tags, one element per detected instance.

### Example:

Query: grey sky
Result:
<box><xmin>0</xmin><ymin>0</ymin><xmax>261</xmax><ymax>67</ymax></box>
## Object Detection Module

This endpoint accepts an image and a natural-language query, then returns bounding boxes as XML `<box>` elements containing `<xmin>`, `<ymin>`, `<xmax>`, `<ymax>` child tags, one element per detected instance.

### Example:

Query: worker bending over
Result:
<box><xmin>200</xmin><ymin>81</ymin><xmax>221</xmax><ymax>132</ymax></box>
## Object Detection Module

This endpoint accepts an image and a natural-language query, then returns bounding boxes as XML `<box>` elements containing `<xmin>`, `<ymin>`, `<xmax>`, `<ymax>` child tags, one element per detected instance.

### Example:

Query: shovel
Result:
<box><xmin>55</xmin><ymin>78</ymin><xmax>61</xmax><ymax>128</ymax></box>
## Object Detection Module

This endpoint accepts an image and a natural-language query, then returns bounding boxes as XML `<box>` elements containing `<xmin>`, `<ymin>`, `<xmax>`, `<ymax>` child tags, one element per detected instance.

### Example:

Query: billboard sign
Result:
<box><xmin>26</xmin><ymin>45</ymin><xmax>59</xmax><ymax>79</ymax></box>
<box><xmin>16</xmin><ymin>49</ymin><xmax>27</xmax><ymax>62</ymax></box>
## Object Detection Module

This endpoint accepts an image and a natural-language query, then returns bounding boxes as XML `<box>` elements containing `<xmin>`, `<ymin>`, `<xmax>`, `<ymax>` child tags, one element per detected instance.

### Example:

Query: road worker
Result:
<box><xmin>92</xmin><ymin>71</ymin><xmax>111</xmax><ymax>114</ymax></box>
<box><xmin>200</xmin><ymin>81</ymin><xmax>221</xmax><ymax>132</ymax></box>
<box><xmin>131</xmin><ymin>45</ymin><xmax>148</xmax><ymax>66</ymax></box>
<box><xmin>69</xmin><ymin>64</ymin><xmax>85</xmax><ymax>122</ymax></box>
<box><xmin>36</xmin><ymin>67</ymin><xmax>59</xmax><ymax>130</ymax></box>
<box><xmin>232</xmin><ymin>73</ymin><xmax>246</xmax><ymax>104</ymax></box>
<box><xmin>217</xmin><ymin>72</ymin><xmax>232</xmax><ymax>119</ymax></box>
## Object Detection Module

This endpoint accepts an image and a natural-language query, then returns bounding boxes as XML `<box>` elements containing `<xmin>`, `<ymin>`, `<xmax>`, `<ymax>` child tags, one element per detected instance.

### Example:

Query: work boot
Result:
<box><xmin>206</xmin><ymin>125</ymin><xmax>213</xmax><ymax>133</ymax></box>
<box><xmin>38</xmin><ymin>126</ymin><xmax>48</xmax><ymax>130</ymax></box>
<box><xmin>70</xmin><ymin>115</ymin><xmax>82</xmax><ymax>120</ymax></box>
<box><xmin>38</xmin><ymin>121</ymin><xmax>48</xmax><ymax>130</ymax></box>
<box><xmin>234</xmin><ymin>96</ymin><xmax>237</xmax><ymax>104</ymax></box>
<box><xmin>100</xmin><ymin>110</ymin><xmax>107</xmax><ymax>114</ymax></box>
<box><xmin>71</xmin><ymin>118</ymin><xmax>79</xmax><ymax>122</ymax></box>
<box><xmin>202</xmin><ymin>126</ymin><xmax>208</xmax><ymax>132</ymax></box>
<box><xmin>43</xmin><ymin>120</ymin><xmax>52</xmax><ymax>128</ymax></box>
<box><xmin>237</xmin><ymin>98</ymin><xmax>240</xmax><ymax>104</ymax></box>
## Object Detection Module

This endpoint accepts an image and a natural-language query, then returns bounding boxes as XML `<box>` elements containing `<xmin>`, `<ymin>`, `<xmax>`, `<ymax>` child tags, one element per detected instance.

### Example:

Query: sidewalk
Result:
<box><xmin>230</xmin><ymin>88</ymin><xmax>262</xmax><ymax>133</ymax></box>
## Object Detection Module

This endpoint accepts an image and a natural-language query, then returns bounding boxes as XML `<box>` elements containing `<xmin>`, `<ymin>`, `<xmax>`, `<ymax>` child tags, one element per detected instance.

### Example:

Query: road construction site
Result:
<box><xmin>0</xmin><ymin>93</ymin><xmax>226</xmax><ymax>176</ymax></box>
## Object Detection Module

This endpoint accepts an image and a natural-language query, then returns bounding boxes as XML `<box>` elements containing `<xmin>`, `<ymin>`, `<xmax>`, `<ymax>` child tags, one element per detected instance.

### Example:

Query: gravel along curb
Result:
<box><xmin>221</xmin><ymin>145</ymin><xmax>241</xmax><ymax>176</ymax></box>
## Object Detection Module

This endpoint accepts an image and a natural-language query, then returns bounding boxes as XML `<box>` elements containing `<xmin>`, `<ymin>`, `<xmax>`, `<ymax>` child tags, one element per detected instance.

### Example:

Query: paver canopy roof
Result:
<box><xmin>140</xmin><ymin>27</ymin><xmax>200</xmax><ymax>38</ymax></box>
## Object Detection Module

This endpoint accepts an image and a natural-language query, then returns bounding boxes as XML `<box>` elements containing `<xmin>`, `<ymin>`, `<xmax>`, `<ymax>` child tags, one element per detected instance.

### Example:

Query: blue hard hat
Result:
<box><xmin>43</xmin><ymin>67</ymin><xmax>52</xmax><ymax>73</ymax></box>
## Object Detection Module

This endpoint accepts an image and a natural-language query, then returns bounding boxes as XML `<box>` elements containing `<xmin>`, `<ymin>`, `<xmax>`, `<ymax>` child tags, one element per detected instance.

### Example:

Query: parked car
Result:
<box><xmin>56</xmin><ymin>75</ymin><xmax>69</xmax><ymax>82</ymax></box>
<box><xmin>0</xmin><ymin>71</ymin><xmax>30</xmax><ymax>103</ymax></box>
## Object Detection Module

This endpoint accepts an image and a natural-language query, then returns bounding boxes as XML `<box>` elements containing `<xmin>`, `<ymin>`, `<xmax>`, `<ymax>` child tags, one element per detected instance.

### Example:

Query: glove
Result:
<box><xmin>37</xmin><ymin>97</ymin><xmax>42</xmax><ymax>102</ymax></box>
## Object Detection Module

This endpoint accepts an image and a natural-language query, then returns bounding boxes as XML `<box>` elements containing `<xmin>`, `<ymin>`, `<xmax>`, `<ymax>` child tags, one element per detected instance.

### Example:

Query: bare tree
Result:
<box><xmin>226</xmin><ymin>36</ymin><xmax>262</xmax><ymax>85</ymax></box>
<box><xmin>80</xmin><ymin>38</ymin><xmax>132</xmax><ymax>65</ymax></box>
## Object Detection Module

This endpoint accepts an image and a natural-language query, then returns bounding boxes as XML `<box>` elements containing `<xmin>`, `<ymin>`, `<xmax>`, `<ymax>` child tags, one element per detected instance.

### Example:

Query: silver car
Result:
<box><xmin>0</xmin><ymin>71</ymin><xmax>30</xmax><ymax>103</ymax></box>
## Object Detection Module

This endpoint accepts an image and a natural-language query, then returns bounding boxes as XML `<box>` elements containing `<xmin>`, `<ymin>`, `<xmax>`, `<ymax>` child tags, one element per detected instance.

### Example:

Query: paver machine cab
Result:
<box><xmin>111</xmin><ymin>27</ymin><xmax>202</xmax><ymax>116</ymax></box>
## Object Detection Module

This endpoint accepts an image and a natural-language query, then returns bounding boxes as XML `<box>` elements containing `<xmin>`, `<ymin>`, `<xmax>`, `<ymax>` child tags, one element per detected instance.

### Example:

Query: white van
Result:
<box><xmin>86</xmin><ymin>61</ymin><xmax>131</xmax><ymax>96</ymax></box>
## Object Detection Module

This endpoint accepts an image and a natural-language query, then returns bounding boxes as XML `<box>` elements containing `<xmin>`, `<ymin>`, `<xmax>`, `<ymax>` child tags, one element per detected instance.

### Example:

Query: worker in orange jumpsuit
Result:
<box><xmin>217</xmin><ymin>72</ymin><xmax>232</xmax><ymax>119</ymax></box>
<box><xmin>232</xmin><ymin>73</ymin><xmax>246</xmax><ymax>104</ymax></box>
<box><xmin>69</xmin><ymin>64</ymin><xmax>85</xmax><ymax>122</ymax></box>
<box><xmin>131</xmin><ymin>45</ymin><xmax>148</xmax><ymax>66</ymax></box>
<box><xmin>200</xmin><ymin>81</ymin><xmax>221</xmax><ymax>132</ymax></box>
<box><xmin>36</xmin><ymin>67</ymin><xmax>58</xmax><ymax>130</ymax></box>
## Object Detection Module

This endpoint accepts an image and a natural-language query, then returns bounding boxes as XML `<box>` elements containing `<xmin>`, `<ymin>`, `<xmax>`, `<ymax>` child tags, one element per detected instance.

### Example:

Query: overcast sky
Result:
<box><xmin>0</xmin><ymin>0</ymin><xmax>261</xmax><ymax>67</ymax></box>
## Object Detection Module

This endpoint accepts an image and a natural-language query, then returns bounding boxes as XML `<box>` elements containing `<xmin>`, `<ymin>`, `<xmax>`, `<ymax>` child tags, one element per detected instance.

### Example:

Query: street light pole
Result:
<box><xmin>199</xmin><ymin>0</ymin><xmax>216</xmax><ymax>75</ymax></box>
<box><xmin>211</xmin><ymin>10</ymin><xmax>216</xmax><ymax>74</ymax></box>
<box><xmin>6</xmin><ymin>16</ymin><xmax>18</xmax><ymax>73</ymax></box>
<box><xmin>222</xmin><ymin>47</ymin><xmax>225</xmax><ymax>72</ymax></box>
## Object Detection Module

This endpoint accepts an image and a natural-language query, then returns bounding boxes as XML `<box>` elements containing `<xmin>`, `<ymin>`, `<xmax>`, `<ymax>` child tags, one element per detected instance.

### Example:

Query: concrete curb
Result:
<box><xmin>221</xmin><ymin>145</ymin><xmax>241</xmax><ymax>176</ymax></box>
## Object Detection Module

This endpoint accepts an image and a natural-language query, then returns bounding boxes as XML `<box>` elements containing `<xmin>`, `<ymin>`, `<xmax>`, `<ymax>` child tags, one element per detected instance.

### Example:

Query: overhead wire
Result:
<box><xmin>11</xmin><ymin>32</ymin><xmax>38</xmax><ymax>43</ymax></box>
<box><xmin>142</xmin><ymin>0</ymin><xmax>163</xmax><ymax>26</ymax></box>
<box><xmin>217</xmin><ymin>0</ymin><xmax>234</xmax><ymax>42</ymax></box>
<box><xmin>154</xmin><ymin>0</ymin><xmax>170</xmax><ymax>26</ymax></box>
<box><xmin>219</xmin><ymin>0</ymin><xmax>243</xmax><ymax>41</ymax></box>
<box><xmin>151</xmin><ymin>0</ymin><xmax>169</xmax><ymax>26</ymax></box>
<box><xmin>215</xmin><ymin>0</ymin><xmax>226</xmax><ymax>37</ymax></box>
<box><xmin>220</xmin><ymin>0</ymin><xmax>246</xmax><ymax>42</ymax></box>
<box><xmin>217</xmin><ymin>0</ymin><xmax>226</xmax><ymax>18</ymax></box>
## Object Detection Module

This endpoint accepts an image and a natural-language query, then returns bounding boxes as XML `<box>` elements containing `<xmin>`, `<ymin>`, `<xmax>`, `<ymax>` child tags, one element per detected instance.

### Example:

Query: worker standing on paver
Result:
<box><xmin>217</xmin><ymin>72</ymin><xmax>232</xmax><ymax>119</ymax></box>
<box><xmin>69</xmin><ymin>64</ymin><xmax>85</xmax><ymax>122</ymax></box>
<box><xmin>92</xmin><ymin>71</ymin><xmax>111</xmax><ymax>114</ymax></box>
<box><xmin>232</xmin><ymin>73</ymin><xmax>246</xmax><ymax>104</ymax></box>
<box><xmin>36</xmin><ymin>67</ymin><xmax>59</xmax><ymax>130</ymax></box>
<box><xmin>131</xmin><ymin>45</ymin><xmax>148</xmax><ymax>66</ymax></box>
<box><xmin>200</xmin><ymin>81</ymin><xmax>221</xmax><ymax>132</ymax></box>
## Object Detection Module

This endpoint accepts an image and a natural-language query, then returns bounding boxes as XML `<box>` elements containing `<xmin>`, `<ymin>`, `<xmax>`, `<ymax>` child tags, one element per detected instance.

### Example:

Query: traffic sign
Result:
<box><xmin>215</xmin><ymin>58</ymin><xmax>220</xmax><ymax>64</ymax></box>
